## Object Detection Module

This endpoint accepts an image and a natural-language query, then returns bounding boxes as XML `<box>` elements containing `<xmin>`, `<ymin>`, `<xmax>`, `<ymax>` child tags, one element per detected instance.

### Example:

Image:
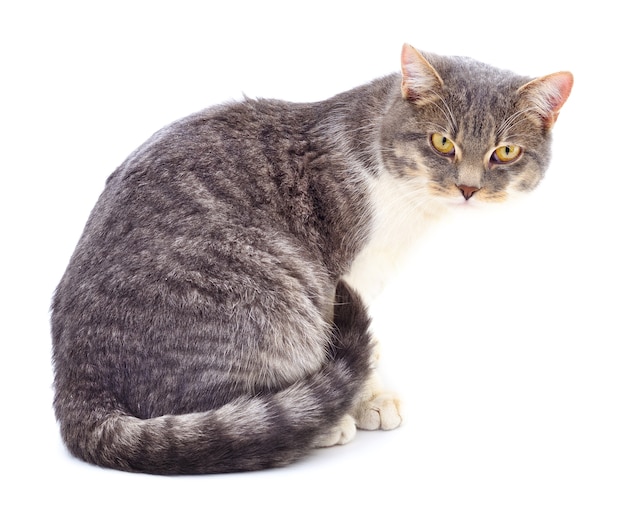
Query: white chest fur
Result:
<box><xmin>343</xmin><ymin>170</ymin><xmax>447</xmax><ymax>303</ymax></box>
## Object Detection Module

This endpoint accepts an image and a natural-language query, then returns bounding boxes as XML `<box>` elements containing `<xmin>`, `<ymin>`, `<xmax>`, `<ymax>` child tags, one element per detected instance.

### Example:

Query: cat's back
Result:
<box><xmin>78</xmin><ymin>97</ymin><xmax>324</xmax><ymax>245</ymax></box>
<box><xmin>103</xmin><ymin>97</ymin><xmax>317</xmax><ymax>198</ymax></box>
<box><xmin>52</xmin><ymin>95</ymin><xmax>363</xmax><ymax>322</ymax></box>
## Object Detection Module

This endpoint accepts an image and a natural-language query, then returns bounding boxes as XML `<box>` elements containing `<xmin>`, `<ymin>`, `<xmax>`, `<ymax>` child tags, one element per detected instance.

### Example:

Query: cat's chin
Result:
<box><xmin>441</xmin><ymin>195</ymin><xmax>490</xmax><ymax>210</ymax></box>
<box><xmin>439</xmin><ymin>190</ymin><xmax>520</xmax><ymax>210</ymax></box>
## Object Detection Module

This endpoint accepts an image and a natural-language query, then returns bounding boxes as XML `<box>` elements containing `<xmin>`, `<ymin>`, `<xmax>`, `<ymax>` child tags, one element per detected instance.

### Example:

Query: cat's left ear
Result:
<box><xmin>517</xmin><ymin>71</ymin><xmax>574</xmax><ymax>129</ymax></box>
<box><xmin>401</xmin><ymin>44</ymin><xmax>444</xmax><ymax>104</ymax></box>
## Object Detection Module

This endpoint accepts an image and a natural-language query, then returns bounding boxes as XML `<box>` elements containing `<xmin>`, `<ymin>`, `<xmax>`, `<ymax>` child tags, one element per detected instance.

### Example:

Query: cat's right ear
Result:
<box><xmin>401</xmin><ymin>44</ymin><xmax>444</xmax><ymax>104</ymax></box>
<box><xmin>517</xmin><ymin>71</ymin><xmax>574</xmax><ymax>129</ymax></box>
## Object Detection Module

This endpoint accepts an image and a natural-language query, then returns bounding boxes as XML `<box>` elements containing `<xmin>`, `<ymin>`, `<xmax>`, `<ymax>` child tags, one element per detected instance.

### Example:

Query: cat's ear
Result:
<box><xmin>517</xmin><ymin>71</ymin><xmax>573</xmax><ymax>128</ymax></box>
<box><xmin>401</xmin><ymin>44</ymin><xmax>444</xmax><ymax>104</ymax></box>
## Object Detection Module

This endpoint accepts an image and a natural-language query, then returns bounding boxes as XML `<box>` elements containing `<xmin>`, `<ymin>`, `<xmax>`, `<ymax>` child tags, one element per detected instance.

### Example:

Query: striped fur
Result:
<box><xmin>51</xmin><ymin>46</ymin><xmax>571</xmax><ymax>474</ymax></box>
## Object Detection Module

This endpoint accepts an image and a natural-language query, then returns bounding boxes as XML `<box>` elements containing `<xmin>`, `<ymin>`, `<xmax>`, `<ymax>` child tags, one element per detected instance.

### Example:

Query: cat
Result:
<box><xmin>51</xmin><ymin>44</ymin><xmax>573</xmax><ymax>475</ymax></box>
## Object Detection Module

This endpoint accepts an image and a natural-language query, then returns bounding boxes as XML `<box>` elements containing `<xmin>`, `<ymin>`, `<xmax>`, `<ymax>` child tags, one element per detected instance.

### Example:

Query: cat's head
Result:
<box><xmin>380</xmin><ymin>44</ymin><xmax>573</xmax><ymax>205</ymax></box>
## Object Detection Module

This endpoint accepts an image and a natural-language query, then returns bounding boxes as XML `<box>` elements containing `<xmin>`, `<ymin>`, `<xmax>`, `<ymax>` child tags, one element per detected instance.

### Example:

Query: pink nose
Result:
<box><xmin>457</xmin><ymin>185</ymin><xmax>480</xmax><ymax>200</ymax></box>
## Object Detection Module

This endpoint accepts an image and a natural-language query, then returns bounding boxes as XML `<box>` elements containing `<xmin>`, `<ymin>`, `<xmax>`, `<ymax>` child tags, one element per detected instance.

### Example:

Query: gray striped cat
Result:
<box><xmin>51</xmin><ymin>44</ymin><xmax>572</xmax><ymax>474</ymax></box>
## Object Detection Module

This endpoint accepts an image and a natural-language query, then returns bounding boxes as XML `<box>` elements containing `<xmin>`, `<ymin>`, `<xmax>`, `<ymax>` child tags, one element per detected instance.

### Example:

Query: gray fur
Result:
<box><xmin>51</xmin><ymin>48</ymin><xmax>571</xmax><ymax>474</ymax></box>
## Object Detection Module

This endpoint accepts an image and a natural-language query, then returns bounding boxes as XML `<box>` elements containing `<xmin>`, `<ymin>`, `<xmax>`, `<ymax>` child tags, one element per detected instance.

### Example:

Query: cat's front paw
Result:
<box><xmin>313</xmin><ymin>414</ymin><xmax>357</xmax><ymax>448</ymax></box>
<box><xmin>354</xmin><ymin>392</ymin><xmax>403</xmax><ymax>431</ymax></box>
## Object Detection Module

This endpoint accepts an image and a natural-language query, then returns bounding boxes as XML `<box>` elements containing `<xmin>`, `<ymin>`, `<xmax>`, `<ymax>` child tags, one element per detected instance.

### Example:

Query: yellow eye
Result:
<box><xmin>493</xmin><ymin>144</ymin><xmax>522</xmax><ymax>163</ymax></box>
<box><xmin>431</xmin><ymin>133</ymin><xmax>455</xmax><ymax>156</ymax></box>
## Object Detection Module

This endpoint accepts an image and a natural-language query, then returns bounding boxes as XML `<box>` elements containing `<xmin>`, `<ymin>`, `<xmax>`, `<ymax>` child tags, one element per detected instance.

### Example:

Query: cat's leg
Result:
<box><xmin>352</xmin><ymin>339</ymin><xmax>403</xmax><ymax>431</ymax></box>
<box><xmin>342</xmin><ymin>262</ymin><xmax>403</xmax><ymax>430</ymax></box>
<box><xmin>313</xmin><ymin>350</ymin><xmax>403</xmax><ymax>446</ymax></box>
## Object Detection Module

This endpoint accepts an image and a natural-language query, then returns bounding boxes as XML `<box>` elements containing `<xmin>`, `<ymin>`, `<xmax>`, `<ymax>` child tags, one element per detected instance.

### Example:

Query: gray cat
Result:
<box><xmin>51</xmin><ymin>44</ymin><xmax>573</xmax><ymax>474</ymax></box>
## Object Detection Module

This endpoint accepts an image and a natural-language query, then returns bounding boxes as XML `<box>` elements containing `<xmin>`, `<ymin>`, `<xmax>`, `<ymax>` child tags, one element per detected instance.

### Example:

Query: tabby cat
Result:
<box><xmin>51</xmin><ymin>44</ymin><xmax>573</xmax><ymax>474</ymax></box>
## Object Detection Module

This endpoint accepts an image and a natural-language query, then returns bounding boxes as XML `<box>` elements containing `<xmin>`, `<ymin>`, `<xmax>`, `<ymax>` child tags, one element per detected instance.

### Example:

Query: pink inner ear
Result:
<box><xmin>400</xmin><ymin>44</ymin><xmax>443</xmax><ymax>102</ymax></box>
<box><xmin>520</xmin><ymin>71</ymin><xmax>574</xmax><ymax>127</ymax></box>
<box><xmin>543</xmin><ymin>71</ymin><xmax>574</xmax><ymax>113</ymax></box>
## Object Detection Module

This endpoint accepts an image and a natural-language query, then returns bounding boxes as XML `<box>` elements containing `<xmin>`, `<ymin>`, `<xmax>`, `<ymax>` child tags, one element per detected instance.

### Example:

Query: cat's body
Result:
<box><xmin>51</xmin><ymin>45</ymin><xmax>572</xmax><ymax>474</ymax></box>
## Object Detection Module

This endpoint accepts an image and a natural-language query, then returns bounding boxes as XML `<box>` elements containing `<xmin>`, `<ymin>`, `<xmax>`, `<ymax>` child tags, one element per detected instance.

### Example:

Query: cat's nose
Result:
<box><xmin>457</xmin><ymin>185</ymin><xmax>480</xmax><ymax>200</ymax></box>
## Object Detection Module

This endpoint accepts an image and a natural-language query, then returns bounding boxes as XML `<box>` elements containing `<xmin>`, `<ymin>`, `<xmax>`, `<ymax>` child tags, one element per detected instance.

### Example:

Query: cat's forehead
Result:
<box><xmin>423</xmin><ymin>55</ymin><xmax>530</xmax><ymax>139</ymax></box>
<box><xmin>425</xmin><ymin>53</ymin><xmax>528</xmax><ymax>89</ymax></box>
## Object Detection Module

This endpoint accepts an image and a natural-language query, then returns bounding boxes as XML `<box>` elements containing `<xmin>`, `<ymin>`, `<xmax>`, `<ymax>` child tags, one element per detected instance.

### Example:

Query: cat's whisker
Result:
<box><xmin>497</xmin><ymin>107</ymin><xmax>537</xmax><ymax>139</ymax></box>
<box><xmin>429</xmin><ymin>90</ymin><xmax>458</xmax><ymax>134</ymax></box>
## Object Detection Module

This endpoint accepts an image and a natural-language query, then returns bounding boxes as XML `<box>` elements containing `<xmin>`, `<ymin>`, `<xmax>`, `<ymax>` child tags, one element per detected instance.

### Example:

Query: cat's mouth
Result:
<box><xmin>433</xmin><ymin>185</ymin><xmax>509</xmax><ymax>207</ymax></box>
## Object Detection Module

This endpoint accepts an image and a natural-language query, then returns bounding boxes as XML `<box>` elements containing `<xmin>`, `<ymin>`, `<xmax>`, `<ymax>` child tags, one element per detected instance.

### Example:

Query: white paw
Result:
<box><xmin>354</xmin><ymin>392</ymin><xmax>403</xmax><ymax>431</ymax></box>
<box><xmin>314</xmin><ymin>414</ymin><xmax>357</xmax><ymax>448</ymax></box>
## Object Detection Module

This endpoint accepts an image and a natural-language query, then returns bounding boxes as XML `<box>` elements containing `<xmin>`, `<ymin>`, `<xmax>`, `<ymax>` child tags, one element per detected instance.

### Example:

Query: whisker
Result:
<box><xmin>421</xmin><ymin>90</ymin><xmax>457</xmax><ymax>135</ymax></box>
<box><xmin>497</xmin><ymin>107</ymin><xmax>536</xmax><ymax>138</ymax></box>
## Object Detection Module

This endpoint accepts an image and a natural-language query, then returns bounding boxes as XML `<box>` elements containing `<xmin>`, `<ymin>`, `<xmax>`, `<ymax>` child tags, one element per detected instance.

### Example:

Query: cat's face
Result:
<box><xmin>380</xmin><ymin>45</ymin><xmax>573</xmax><ymax>206</ymax></box>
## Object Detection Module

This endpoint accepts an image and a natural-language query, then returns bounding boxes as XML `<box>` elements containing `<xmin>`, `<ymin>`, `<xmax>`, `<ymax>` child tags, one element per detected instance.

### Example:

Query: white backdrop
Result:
<box><xmin>2</xmin><ymin>1</ymin><xmax>624</xmax><ymax>524</ymax></box>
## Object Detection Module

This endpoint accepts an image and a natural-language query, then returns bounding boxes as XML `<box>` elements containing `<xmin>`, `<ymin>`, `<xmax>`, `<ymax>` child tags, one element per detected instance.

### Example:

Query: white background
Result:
<box><xmin>2</xmin><ymin>1</ymin><xmax>624</xmax><ymax>524</ymax></box>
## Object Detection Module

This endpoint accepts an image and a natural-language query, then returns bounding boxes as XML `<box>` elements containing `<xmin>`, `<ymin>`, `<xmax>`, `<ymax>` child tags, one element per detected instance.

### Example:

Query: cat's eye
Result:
<box><xmin>431</xmin><ymin>133</ymin><xmax>455</xmax><ymax>156</ymax></box>
<box><xmin>492</xmin><ymin>144</ymin><xmax>522</xmax><ymax>164</ymax></box>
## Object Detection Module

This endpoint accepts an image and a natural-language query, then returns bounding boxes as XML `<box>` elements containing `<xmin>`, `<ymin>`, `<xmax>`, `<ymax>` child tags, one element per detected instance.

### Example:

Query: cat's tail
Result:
<box><xmin>58</xmin><ymin>280</ymin><xmax>373</xmax><ymax>475</ymax></box>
